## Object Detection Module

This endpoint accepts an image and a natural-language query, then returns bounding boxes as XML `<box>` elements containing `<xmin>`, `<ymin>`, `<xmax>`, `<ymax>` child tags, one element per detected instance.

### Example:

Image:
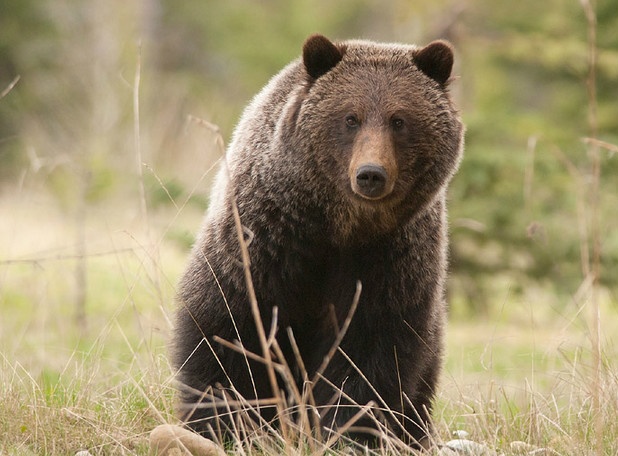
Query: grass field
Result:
<box><xmin>1</xmin><ymin>188</ymin><xmax>616</xmax><ymax>456</ymax></box>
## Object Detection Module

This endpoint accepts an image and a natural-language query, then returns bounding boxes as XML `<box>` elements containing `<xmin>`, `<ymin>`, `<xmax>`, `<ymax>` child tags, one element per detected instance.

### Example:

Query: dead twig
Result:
<box><xmin>0</xmin><ymin>75</ymin><xmax>20</xmax><ymax>99</ymax></box>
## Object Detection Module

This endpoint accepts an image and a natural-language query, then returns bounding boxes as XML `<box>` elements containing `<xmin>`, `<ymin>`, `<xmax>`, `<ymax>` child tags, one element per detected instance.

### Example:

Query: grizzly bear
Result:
<box><xmin>173</xmin><ymin>34</ymin><xmax>464</xmax><ymax>448</ymax></box>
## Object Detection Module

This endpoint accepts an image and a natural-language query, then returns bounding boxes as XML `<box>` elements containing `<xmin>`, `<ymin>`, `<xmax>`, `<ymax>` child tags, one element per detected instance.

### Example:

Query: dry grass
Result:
<box><xmin>1</xmin><ymin>185</ymin><xmax>617</xmax><ymax>455</ymax></box>
<box><xmin>0</xmin><ymin>191</ymin><xmax>179</xmax><ymax>454</ymax></box>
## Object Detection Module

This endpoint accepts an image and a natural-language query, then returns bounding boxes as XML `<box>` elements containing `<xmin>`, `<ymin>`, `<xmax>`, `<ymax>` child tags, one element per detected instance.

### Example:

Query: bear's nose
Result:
<box><xmin>355</xmin><ymin>164</ymin><xmax>388</xmax><ymax>198</ymax></box>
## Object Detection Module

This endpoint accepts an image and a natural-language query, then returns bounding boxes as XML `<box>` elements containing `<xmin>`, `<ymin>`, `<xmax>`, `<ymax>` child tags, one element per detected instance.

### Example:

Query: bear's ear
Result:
<box><xmin>412</xmin><ymin>40</ymin><xmax>454</xmax><ymax>86</ymax></box>
<box><xmin>303</xmin><ymin>34</ymin><xmax>345</xmax><ymax>80</ymax></box>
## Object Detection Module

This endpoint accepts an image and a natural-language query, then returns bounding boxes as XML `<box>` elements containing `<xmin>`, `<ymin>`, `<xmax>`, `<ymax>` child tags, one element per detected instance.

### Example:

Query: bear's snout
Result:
<box><xmin>348</xmin><ymin>127</ymin><xmax>398</xmax><ymax>201</ymax></box>
<box><xmin>355</xmin><ymin>164</ymin><xmax>388</xmax><ymax>199</ymax></box>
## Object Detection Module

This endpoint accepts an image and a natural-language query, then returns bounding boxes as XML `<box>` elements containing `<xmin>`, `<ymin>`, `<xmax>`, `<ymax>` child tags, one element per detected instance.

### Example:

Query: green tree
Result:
<box><xmin>449</xmin><ymin>0</ymin><xmax>618</xmax><ymax>313</ymax></box>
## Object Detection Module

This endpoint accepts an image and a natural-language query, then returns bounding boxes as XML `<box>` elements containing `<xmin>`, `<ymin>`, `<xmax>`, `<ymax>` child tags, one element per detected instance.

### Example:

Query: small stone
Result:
<box><xmin>445</xmin><ymin>438</ymin><xmax>496</xmax><ymax>455</ymax></box>
<box><xmin>75</xmin><ymin>452</ymin><xmax>93</xmax><ymax>456</ymax></box>
<box><xmin>453</xmin><ymin>430</ymin><xmax>470</xmax><ymax>439</ymax></box>
<box><xmin>149</xmin><ymin>424</ymin><xmax>226</xmax><ymax>456</ymax></box>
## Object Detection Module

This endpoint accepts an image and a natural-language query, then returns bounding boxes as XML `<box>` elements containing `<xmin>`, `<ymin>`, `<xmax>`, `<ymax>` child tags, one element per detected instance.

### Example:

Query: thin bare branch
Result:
<box><xmin>134</xmin><ymin>43</ymin><xmax>148</xmax><ymax>230</ymax></box>
<box><xmin>324</xmin><ymin>402</ymin><xmax>375</xmax><ymax>449</ymax></box>
<box><xmin>0</xmin><ymin>247</ymin><xmax>137</xmax><ymax>265</ymax></box>
<box><xmin>287</xmin><ymin>327</ymin><xmax>323</xmax><ymax>443</ymax></box>
<box><xmin>188</xmin><ymin>117</ymin><xmax>261</xmax><ymax>404</ymax></box>
<box><xmin>311</xmin><ymin>281</ymin><xmax>362</xmax><ymax>385</ymax></box>
<box><xmin>580</xmin><ymin>1</ymin><xmax>603</xmax><ymax>454</ymax></box>
<box><xmin>583</xmin><ymin>137</ymin><xmax>618</xmax><ymax>156</ymax></box>
<box><xmin>0</xmin><ymin>75</ymin><xmax>20</xmax><ymax>99</ymax></box>
<box><xmin>551</xmin><ymin>146</ymin><xmax>590</xmax><ymax>278</ymax></box>
<box><xmin>227</xmin><ymin>164</ymin><xmax>288</xmax><ymax>439</ymax></box>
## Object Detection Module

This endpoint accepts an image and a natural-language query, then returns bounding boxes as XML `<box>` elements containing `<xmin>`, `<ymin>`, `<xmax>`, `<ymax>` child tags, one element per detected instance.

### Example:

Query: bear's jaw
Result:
<box><xmin>328</xmin><ymin>198</ymin><xmax>400</xmax><ymax>244</ymax></box>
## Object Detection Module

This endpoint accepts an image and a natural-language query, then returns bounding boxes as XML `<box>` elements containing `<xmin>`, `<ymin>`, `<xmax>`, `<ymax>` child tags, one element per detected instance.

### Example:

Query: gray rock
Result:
<box><xmin>444</xmin><ymin>438</ymin><xmax>497</xmax><ymax>455</ymax></box>
<box><xmin>453</xmin><ymin>430</ymin><xmax>470</xmax><ymax>439</ymax></box>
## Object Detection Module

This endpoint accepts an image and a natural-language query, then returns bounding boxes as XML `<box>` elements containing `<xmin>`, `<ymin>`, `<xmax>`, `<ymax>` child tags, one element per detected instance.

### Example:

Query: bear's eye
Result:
<box><xmin>345</xmin><ymin>115</ymin><xmax>360</xmax><ymax>129</ymax></box>
<box><xmin>391</xmin><ymin>117</ymin><xmax>405</xmax><ymax>130</ymax></box>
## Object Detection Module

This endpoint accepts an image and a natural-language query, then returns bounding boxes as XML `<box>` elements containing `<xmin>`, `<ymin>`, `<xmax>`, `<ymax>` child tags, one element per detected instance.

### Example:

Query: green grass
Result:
<box><xmin>439</xmin><ymin>316</ymin><xmax>618</xmax><ymax>455</ymax></box>
<box><xmin>0</xmin><ymin>192</ymin><xmax>181</xmax><ymax>454</ymax></box>
<box><xmin>1</xmin><ymin>192</ymin><xmax>617</xmax><ymax>455</ymax></box>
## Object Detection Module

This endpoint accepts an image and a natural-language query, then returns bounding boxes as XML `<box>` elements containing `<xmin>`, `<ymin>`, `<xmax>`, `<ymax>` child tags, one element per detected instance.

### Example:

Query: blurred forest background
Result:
<box><xmin>1</xmin><ymin>0</ymin><xmax>616</xmax><ymax>317</ymax></box>
<box><xmin>1</xmin><ymin>0</ymin><xmax>617</xmax><ymax>453</ymax></box>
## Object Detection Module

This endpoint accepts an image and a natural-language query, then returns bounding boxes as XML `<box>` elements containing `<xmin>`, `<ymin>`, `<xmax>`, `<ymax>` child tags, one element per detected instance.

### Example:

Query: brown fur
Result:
<box><xmin>173</xmin><ymin>34</ymin><xmax>464</xmax><ymax>448</ymax></box>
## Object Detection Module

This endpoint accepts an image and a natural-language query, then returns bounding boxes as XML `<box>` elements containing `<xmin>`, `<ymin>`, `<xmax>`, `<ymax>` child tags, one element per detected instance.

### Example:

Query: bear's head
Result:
<box><xmin>281</xmin><ymin>35</ymin><xmax>464</xmax><ymax>242</ymax></box>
